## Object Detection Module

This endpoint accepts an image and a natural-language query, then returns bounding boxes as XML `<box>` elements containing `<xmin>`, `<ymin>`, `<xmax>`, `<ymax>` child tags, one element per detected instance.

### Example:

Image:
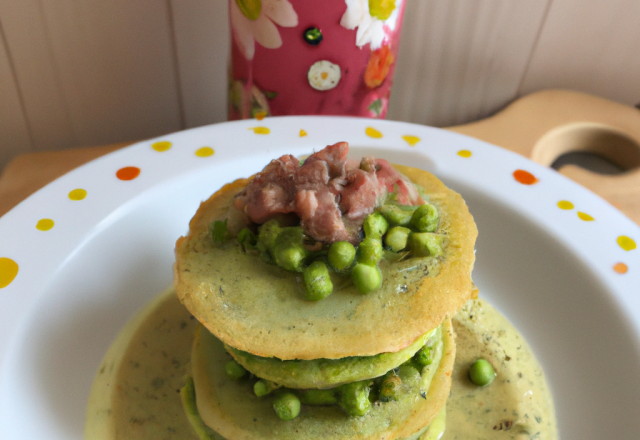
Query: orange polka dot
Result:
<box><xmin>36</xmin><ymin>218</ymin><xmax>55</xmax><ymax>231</ymax></box>
<box><xmin>152</xmin><ymin>141</ymin><xmax>172</xmax><ymax>152</ymax></box>
<box><xmin>557</xmin><ymin>200</ymin><xmax>574</xmax><ymax>210</ymax></box>
<box><xmin>513</xmin><ymin>169</ymin><xmax>539</xmax><ymax>185</ymax></box>
<box><xmin>116</xmin><ymin>166</ymin><xmax>140</xmax><ymax>181</ymax></box>
<box><xmin>613</xmin><ymin>262</ymin><xmax>628</xmax><ymax>274</ymax></box>
<box><xmin>299</xmin><ymin>129</ymin><xmax>308</xmax><ymax>137</ymax></box>
<box><xmin>365</xmin><ymin>127</ymin><xmax>383</xmax><ymax>138</ymax></box>
<box><xmin>577</xmin><ymin>212</ymin><xmax>594</xmax><ymax>221</ymax></box>
<box><xmin>196</xmin><ymin>147</ymin><xmax>214</xmax><ymax>157</ymax></box>
<box><xmin>457</xmin><ymin>150</ymin><xmax>472</xmax><ymax>158</ymax></box>
<box><xmin>68</xmin><ymin>189</ymin><xmax>87</xmax><ymax>201</ymax></box>
<box><xmin>618</xmin><ymin>236</ymin><xmax>637</xmax><ymax>251</ymax></box>
<box><xmin>402</xmin><ymin>135</ymin><xmax>420</xmax><ymax>146</ymax></box>
<box><xmin>255</xmin><ymin>111</ymin><xmax>267</xmax><ymax>121</ymax></box>
<box><xmin>0</xmin><ymin>257</ymin><xmax>19</xmax><ymax>289</ymax></box>
<box><xmin>250</xmin><ymin>127</ymin><xmax>270</xmax><ymax>135</ymax></box>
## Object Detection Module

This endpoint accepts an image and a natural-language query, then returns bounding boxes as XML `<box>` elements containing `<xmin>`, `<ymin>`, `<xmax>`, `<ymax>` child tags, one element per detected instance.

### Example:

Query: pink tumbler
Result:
<box><xmin>228</xmin><ymin>0</ymin><xmax>406</xmax><ymax>119</ymax></box>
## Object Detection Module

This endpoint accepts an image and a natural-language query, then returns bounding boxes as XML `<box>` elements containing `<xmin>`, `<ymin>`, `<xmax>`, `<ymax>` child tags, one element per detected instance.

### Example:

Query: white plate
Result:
<box><xmin>0</xmin><ymin>117</ymin><xmax>639</xmax><ymax>439</ymax></box>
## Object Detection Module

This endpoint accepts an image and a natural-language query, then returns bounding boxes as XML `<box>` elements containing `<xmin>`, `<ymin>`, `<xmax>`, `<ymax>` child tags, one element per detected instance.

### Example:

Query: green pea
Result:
<box><xmin>273</xmin><ymin>227</ymin><xmax>308</xmax><ymax>272</ymax></box>
<box><xmin>379</xmin><ymin>373</ymin><xmax>402</xmax><ymax>402</ymax></box>
<box><xmin>303</xmin><ymin>261</ymin><xmax>333</xmax><ymax>301</ymax></box>
<box><xmin>254</xmin><ymin>379</ymin><xmax>280</xmax><ymax>397</ymax></box>
<box><xmin>338</xmin><ymin>381</ymin><xmax>371</xmax><ymax>417</ymax></box>
<box><xmin>363</xmin><ymin>212</ymin><xmax>389</xmax><ymax>239</ymax></box>
<box><xmin>225</xmin><ymin>360</ymin><xmax>246</xmax><ymax>380</ymax></box>
<box><xmin>469</xmin><ymin>359</ymin><xmax>496</xmax><ymax>387</ymax></box>
<box><xmin>210</xmin><ymin>219</ymin><xmax>230</xmax><ymax>243</ymax></box>
<box><xmin>273</xmin><ymin>392</ymin><xmax>301</xmax><ymax>421</ymax></box>
<box><xmin>379</xmin><ymin>204</ymin><xmax>417</xmax><ymax>227</ymax></box>
<box><xmin>258</xmin><ymin>220</ymin><xmax>282</xmax><ymax>252</ymax></box>
<box><xmin>408</xmin><ymin>232</ymin><xmax>444</xmax><ymax>257</ymax></box>
<box><xmin>299</xmin><ymin>389</ymin><xmax>337</xmax><ymax>406</ymax></box>
<box><xmin>328</xmin><ymin>241</ymin><xmax>356</xmax><ymax>271</ymax></box>
<box><xmin>413</xmin><ymin>346</ymin><xmax>433</xmax><ymax>369</ymax></box>
<box><xmin>351</xmin><ymin>263</ymin><xmax>383</xmax><ymax>294</ymax></box>
<box><xmin>237</xmin><ymin>227</ymin><xmax>257</xmax><ymax>251</ymax></box>
<box><xmin>384</xmin><ymin>226</ymin><xmax>411</xmax><ymax>252</ymax></box>
<box><xmin>410</xmin><ymin>204</ymin><xmax>439</xmax><ymax>232</ymax></box>
<box><xmin>357</xmin><ymin>237</ymin><xmax>383</xmax><ymax>265</ymax></box>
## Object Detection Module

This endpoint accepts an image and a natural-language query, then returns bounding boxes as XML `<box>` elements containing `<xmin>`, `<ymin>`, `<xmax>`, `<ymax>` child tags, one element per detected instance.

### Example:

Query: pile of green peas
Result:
<box><xmin>222</xmin><ymin>332</ymin><xmax>438</xmax><ymax>420</ymax></box>
<box><xmin>227</xmin><ymin>201</ymin><xmax>443</xmax><ymax>300</ymax></box>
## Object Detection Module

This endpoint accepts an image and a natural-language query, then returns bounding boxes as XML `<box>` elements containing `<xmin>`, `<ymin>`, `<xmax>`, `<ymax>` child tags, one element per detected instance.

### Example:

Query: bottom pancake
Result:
<box><xmin>85</xmin><ymin>288</ymin><xmax>557</xmax><ymax>439</ymax></box>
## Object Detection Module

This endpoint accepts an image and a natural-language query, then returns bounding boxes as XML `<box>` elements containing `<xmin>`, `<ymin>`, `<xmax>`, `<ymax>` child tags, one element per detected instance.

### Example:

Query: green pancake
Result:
<box><xmin>226</xmin><ymin>326</ymin><xmax>438</xmax><ymax>389</ymax></box>
<box><xmin>190</xmin><ymin>318</ymin><xmax>455</xmax><ymax>440</ymax></box>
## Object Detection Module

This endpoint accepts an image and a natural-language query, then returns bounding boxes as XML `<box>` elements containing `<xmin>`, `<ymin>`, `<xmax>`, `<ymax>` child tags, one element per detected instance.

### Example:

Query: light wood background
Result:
<box><xmin>1</xmin><ymin>0</ymin><xmax>639</xmax><ymax>171</ymax></box>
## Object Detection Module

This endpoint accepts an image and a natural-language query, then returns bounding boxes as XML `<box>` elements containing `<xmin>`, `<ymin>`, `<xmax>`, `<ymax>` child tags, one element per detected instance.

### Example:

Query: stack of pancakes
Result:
<box><xmin>174</xmin><ymin>165</ymin><xmax>477</xmax><ymax>439</ymax></box>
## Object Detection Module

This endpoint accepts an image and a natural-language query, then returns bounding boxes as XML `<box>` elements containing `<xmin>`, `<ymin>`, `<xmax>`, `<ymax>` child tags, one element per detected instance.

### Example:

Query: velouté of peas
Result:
<box><xmin>410</xmin><ymin>204</ymin><xmax>439</xmax><ymax>232</ymax></box>
<box><xmin>379</xmin><ymin>204</ymin><xmax>417</xmax><ymax>227</ymax></box>
<box><xmin>351</xmin><ymin>263</ymin><xmax>383</xmax><ymax>294</ymax></box>
<box><xmin>469</xmin><ymin>358</ymin><xmax>496</xmax><ymax>387</ymax></box>
<box><xmin>338</xmin><ymin>380</ymin><xmax>371</xmax><ymax>417</ymax></box>
<box><xmin>385</xmin><ymin>226</ymin><xmax>411</xmax><ymax>252</ymax></box>
<box><xmin>273</xmin><ymin>227</ymin><xmax>309</xmax><ymax>272</ymax></box>
<box><xmin>408</xmin><ymin>232</ymin><xmax>444</xmax><ymax>257</ymax></box>
<box><xmin>273</xmin><ymin>392</ymin><xmax>301</xmax><ymax>421</ymax></box>
<box><xmin>357</xmin><ymin>237</ymin><xmax>383</xmax><ymax>265</ymax></box>
<box><xmin>328</xmin><ymin>241</ymin><xmax>356</xmax><ymax>272</ymax></box>
<box><xmin>363</xmin><ymin>211</ymin><xmax>389</xmax><ymax>239</ymax></box>
<box><xmin>303</xmin><ymin>261</ymin><xmax>333</xmax><ymax>301</ymax></box>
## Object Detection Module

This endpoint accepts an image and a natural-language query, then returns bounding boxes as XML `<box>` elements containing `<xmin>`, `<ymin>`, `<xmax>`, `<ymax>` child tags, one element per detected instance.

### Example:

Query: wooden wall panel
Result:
<box><xmin>171</xmin><ymin>0</ymin><xmax>229</xmax><ymax>128</ymax></box>
<box><xmin>519</xmin><ymin>0</ymin><xmax>640</xmax><ymax>108</ymax></box>
<box><xmin>388</xmin><ymin>0</ymin><xmax>551</xmax><ymax>127</ymax></box>
<box><xmin>0</xmin><ymin>0</ymin><xmax>76</xmax><ymax>152</ymax></box>
<box><xmin>0</xmin><ymin>26</ymin><xmax>32</xmax><ymax>170</ymax></box>
<box><xmin>39</xmin><ymin>0</ymin><xmax>183</xmax><ymax>147</ymax></box>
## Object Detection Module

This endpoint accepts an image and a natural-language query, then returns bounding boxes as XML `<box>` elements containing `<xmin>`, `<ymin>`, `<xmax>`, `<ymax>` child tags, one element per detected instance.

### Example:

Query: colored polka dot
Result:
<box><xmin>0</xmin><ymin>257</ymin><xmax>19</xmax><ymax>289</ymax></box>
<box><xmin>577</xmin><ymin>212</ymin><xmax>594</xmax><ymax>221</ymax></box>
<box><xmin>617</xmin><ymin>235</ymin><xmax>637</xmax><ymax>251</ymax></box>
<box><xmin>299</xmin><ymin>129</ymin><xmax>308</xmax><ymax>137</ymax></box>
<box><xmin>365</xmin><ymin>127</ymin><xmax>383</xmax><ymax>138</ymax></box>
<box><xmin>250</xmin><ymin>127</ymin><xmax>270</xmax><ymax>135</ymax></box>
<box><xmin>36</xmin><ymin>218</ymin><xmax>55</xmax><ymax>231</ymax></box>
<box><xmin>457</xmin><ymin>150</ymin><xmax>472</xmax><ymax>158</ymax></box>
<box><xmin>68</xmin><ymin>189</ymin><xmax>87</xmax><ymax>201</ymax></box>
<box><xmin>152</xmin><ymin>141</ymin><xmax>172</xmax><ymax>152</ymax></box>
<box><xmin>255</xmin><ymin>111</ymin><xmax>267</xmax><ymax>121</ymax></box>
<box><xmin>557</xmin><ymin>200</ymin><xmax>574</xmax><ymax>210</ymax></box>
<box><xmin>513</xmin><ymin>169</ymin><xmax>539</xmax><ymax>185</ymax></box>
<box><xmin>613</xmin><ymin>262</ymin><xmax>628</xmax><ymax>274</ymax></box>
<box><xmin>196</xmin><ymin>147</ymin><xmax>214</xmax><ymax>157</ymax></box>
<box><xmin>116</xmin><ymin>166</ymin><xmax>140</xmax><ymax>181</ymax></box>
<box><xmin>402</xmin><ymin>135</ymin><xmax>420</xmax><ymax>146</ymax></box>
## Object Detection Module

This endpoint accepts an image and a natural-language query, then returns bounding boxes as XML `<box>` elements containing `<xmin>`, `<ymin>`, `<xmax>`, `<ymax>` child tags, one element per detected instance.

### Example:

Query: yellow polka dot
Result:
<box><xmin>577</xmin><ymin>212</ymin><xmax>594</xmax><ymax>221</ymax></box>
<box><xmin>152</xmin><ymin>141</ymin><xmax>172</xmax><ymax>152</ymax></box>
<box><xmin>0</xmin><ymin>257</ymin><xmax>19</xmax><ymax>289</ymax></box>
<box><xmin>617</xmin><ymin>235</ymin><xmax>637</xmax><ymax>251</ymax></box>
<box><xmin>68</xmin><ymin>189</ymin><xmax>87</xmax><ymax>201</ymax></box>
<box><xmin>557</xmin><ymin>200</ymin><xmax>574</xmax><ymax>210</ymax></box>
<box><xmin>255</xmin><ymin>111</ymin><xmax>267</xmax><ymax>121</ymax></box>
<box><xmin>36</xmin><ymin>218</ymin><xmax>55</xmax><ymax>231</ymax></box>
<box><xmin>250</xmin><ymin>127</ymin><xmax>270</xmax><ymax>135</ymax></box>
<box><xmin>299</xmin><ymin>129</ymin><xmax>308</xmax><ymax>137</ymax></box>
<box><xmin>402</xmin><ymin>135</ymin><xmax>420</xmax><ymax>146</ymax></box>
<box><xmin>365</xmin><ymin>127</ymin><xmax>383</xmax><ymax>138</ymax></box>
<box><xmin>195</xmin><ymin>147</ymin><xmax>214</xmax><ymax>157</ymax></box>
<box><xmin>457</xmin><ymin>150</ymin><xmax>472</xmax><ymax>158</ymax></box>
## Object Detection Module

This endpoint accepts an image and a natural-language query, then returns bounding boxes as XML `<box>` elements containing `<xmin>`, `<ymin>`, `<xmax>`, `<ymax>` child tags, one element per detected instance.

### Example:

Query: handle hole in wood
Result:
<box><xmin>532</xmin><ymin>122</ymin><xmax>640</xmax><ymax>175</ymax></box>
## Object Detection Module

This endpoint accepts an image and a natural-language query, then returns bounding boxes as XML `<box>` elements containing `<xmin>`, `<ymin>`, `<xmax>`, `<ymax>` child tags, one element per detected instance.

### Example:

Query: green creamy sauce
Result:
<box><xmin>226</xmin><ymin>327</ymin><xmax>437</xmax><ymax>389</ymax></box>
<box><xmin>85</xmin><ymin>291</ymin><xmax>557</xmax><ymax>440</ymax></box>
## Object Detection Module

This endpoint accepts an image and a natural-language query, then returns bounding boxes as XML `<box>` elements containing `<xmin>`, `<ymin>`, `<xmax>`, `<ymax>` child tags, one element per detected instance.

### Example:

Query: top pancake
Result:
<box><xmin>174</xmin><ymin>165</ymin><xmax>477</xmax><ymax>360</ymax></box>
